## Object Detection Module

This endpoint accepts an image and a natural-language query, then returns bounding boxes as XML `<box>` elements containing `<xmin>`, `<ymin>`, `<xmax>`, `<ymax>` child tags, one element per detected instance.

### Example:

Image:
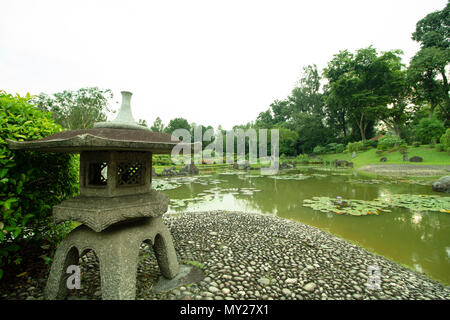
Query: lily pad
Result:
<box><xmin>302</xmin><ymin>194</ymin><xmax>450</xmax><ymax>216</ymax></box>
<box><xmin>268</xmin><ymin>174</ymin><xmax>311</xmax><ymax>180</ymax></box>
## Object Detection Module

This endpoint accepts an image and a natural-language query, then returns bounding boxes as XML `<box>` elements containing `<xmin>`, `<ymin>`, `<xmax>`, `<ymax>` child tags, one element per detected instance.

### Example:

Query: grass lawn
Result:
<box><xmin>319</xmin><ymin>146</ymin><xmax>450</xmax><ymax>168</ymax></box>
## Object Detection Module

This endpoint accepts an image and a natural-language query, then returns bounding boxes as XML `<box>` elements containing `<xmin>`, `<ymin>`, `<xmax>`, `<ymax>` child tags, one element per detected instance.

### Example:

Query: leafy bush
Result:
<box><xmin>377</xmin><ymin>135</ymin><xmax>404</xmax><ymax>150</ymax></box>
<box><xmin>434</xmin><ymin>144</ymin><xmax>444</xmax><ymax>152</ymax></box>
<box><xmin>398</xmin><ymin>146</ymin><xmax>408</xmax><ymax>154</ymax></box>
<box><xmin>363</xmin><ymin>140</ymin><xmax>377</xmax><ymax>149</ymax></box>
<box><xmin>153</xmin><ymin>154</ymin><xmax>174</xmax><ymax>166</ymax></box>
<box><xmin>0</xmin><ymin>91</ymin><xmax>79</xmax><ymax>279</ymax></box>
<box><xmin>347</xmin><ymin>141</ymin><xmax>364</xmax><ymax>153</ymax></box>
<box><xmin>335</xmin><ymin>144</ymin><xmax>345</xmax><ymax>153</ymax></box>
<box><xmin>412</xmin><ymin>141</ymin><xmax>421</xmax><ymax>147</ymax></box>
<box><xmin>414</xmin><ymin>116</ymin><xmax>446</xmax><ymax>144</ymax></box>
<box><xmin>325</xmin><ymin>143</ymin><xmax>345</xmax><ymax>153</ymax></box>
<box><xmin>296</xmin><ymin>154</ymin><xmax>311</xmax><ymax>163</ymax></box>
<box><xmin>440</xmin><ymin>128</ymin><xmax>450</xmax><ymax>151</ymax></box>
<box><xmin>313</xmin><ymin>145</ymin><xmax>327</xmax><ymax>154</ymax></box>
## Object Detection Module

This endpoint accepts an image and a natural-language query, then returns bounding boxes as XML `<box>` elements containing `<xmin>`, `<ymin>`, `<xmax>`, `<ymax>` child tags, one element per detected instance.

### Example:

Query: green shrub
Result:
<box><xmin>313</xmin><ymin>145</ymin><xmax>327</xmax><ymax>154</ymax></box>
<box><xmin>322</xmin><ymin>143</ymin><xmax>345</xmax><ymax>154</ymax></box>
<box><xmin>296</xmin><ymin>154</ymin><xmax>311</xmax><ymax>163</ymax></box>
<box><xmin>363</xmin><ymin>140</ymin><xmax>377</xmax><ymax>149</ymax></box>
<box><xmin>347</xmin><ymin>141</ymin><xmax>364</xmax><ymax>153</ymax></box>
<box><xmin>377</xmin><ymin>135</ymin><xmax>404</xmax><ymax>150</ymax></box>
<box><xmin>152</xmin><ymin>154</ymin><xmax>174</xmax><ymax>166</ymax></box>
<box><xmin>440</xmin><ymin>128</ymin><xmax>450</xmax><ymax>151</ymax></box>
<box><xmin>414</xmin><ymin>116</ymin><xmax>446</xmax><ymax>144</ymax></box>
<box><xmin>0</xmin><ymin>91</ymin><xmax>79</xmax><ymax>279</ymax></box>
<box><xmin>412</xmin><ymin>141</ymin><xmax>421</xmax><ymax>147</ymax></box>
<box><xmin>434</xmin><ymin>144</ymin><xmax>444</xmax><ymax>152</ymax></box>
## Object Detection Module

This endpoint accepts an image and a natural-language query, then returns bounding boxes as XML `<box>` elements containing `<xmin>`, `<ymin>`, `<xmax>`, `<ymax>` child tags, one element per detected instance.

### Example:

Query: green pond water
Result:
<box><xmin>155</xmin><ymin>167</ymin><xmax>450</xmax><ymax>285</ymax></box>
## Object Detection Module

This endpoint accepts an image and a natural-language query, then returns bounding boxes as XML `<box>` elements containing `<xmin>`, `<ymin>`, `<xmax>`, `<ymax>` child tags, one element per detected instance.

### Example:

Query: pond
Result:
<box><xmin>155</xmin><ymin>167</ymin><xmax>450</xmax><ymax>285</ymax></box>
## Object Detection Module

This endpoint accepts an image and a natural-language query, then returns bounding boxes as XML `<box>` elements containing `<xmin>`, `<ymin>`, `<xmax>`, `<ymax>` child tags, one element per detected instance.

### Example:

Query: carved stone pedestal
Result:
<box><xmin>44</xmin><ymin>216</ymin><xmax>179</xmax><ymax>300</ymax></box>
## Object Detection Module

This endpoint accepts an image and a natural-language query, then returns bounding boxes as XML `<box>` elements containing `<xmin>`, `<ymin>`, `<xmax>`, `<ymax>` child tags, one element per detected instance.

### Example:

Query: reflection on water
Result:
<box><xmin>158</xmin><ymin>168</ymin><xmax>450</xmax><ymax>284</ymax></box>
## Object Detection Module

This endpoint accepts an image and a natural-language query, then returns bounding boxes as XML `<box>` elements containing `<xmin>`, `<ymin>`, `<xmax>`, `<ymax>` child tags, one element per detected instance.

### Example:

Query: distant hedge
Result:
<box><xmin>0</xmin><ymin>91</ymin><xmax>78</xmax><ymax>279</ymax></box>
<box><xmin>440</xmin><ymin>128</ymin><xmax>450</xmax><ymax>152</ymax></box>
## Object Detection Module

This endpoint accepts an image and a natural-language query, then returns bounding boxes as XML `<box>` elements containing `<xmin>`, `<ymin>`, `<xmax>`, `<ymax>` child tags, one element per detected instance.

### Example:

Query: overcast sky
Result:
<box><xmin>1</xmin><ymin>0</ymin><xmax>447</xmax><ymax>130</ymax></box>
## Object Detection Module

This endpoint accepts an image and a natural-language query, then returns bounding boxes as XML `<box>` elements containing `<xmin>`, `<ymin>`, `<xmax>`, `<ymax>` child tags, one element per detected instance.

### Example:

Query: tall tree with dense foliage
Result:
<box><xmin>164</xmin><ymin>117</ymin><xmax>191</xmax><ymax>134</ymax></box>
<box><xmin>323</xmin><ymin>47</ymin><xmax>407</xmax><ymax>140</ymax></box>
<box><xmin>289</xmin><ymin>65</ymin><xmax>324</xmax><ymax>116</ymax></box>
<box><xmin>32</xmin><ymin>87</ymin><xmax>114</xmax><ymax>130</ymax></box>
<box><xmin>409</xmin><ymin>2</ymin><xmax>449</xmax><ymax>123</ymax></box>
<box><xmin>150</xmin><ymin>117</ymin><xmax>165</xmax><ymax>132</ymax></box>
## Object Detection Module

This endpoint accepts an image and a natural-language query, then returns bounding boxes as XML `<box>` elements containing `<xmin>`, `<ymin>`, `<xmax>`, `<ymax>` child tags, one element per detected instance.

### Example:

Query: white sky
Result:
<box><xmin>0</xmin><ymin>0</ymin><xmax>447</xmax><ymax>130</ymax></box>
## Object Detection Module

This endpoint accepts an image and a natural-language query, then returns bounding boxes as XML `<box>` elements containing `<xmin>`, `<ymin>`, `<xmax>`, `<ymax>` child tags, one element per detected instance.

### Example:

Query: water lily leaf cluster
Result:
<box><xmin>169</xmin><ymin>186</ymin><xmax>262</xmax><ymax>209</ymax></box>
<box><xmin>303</xmin><ymin>194</ymin><xmax>450</xmax><ymax>216</ymax></box>
<box><xmin>350</xmin><ymin>179</ymin><xmax>432</xmax><ymax>186</ymax></box>
<box><xmin>268</xmin><ymin>174</ymin><xmax>311</xmax><ymax>180</ymax></box>
<box><xmin>378</xmin><ymin>194</ymin><xmax>450</xmax><ymax>213</ymax></box>
<box><xmin>152</xmin><ymin>176</ymin><xmax>225</xmax><ymax>191</ymax></box>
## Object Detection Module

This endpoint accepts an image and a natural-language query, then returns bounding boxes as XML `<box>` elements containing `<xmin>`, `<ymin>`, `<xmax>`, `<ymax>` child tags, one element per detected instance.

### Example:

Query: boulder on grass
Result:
<box><xmin>432</xmin><ymin>176</ymin><xmax>450</xmax><ymax>193</ymax></box>
<box><xmin>233</xmin><ymin>161</ymin><xmax>250</xmax><ymax>170</ymax></box>
<box><xmin>333</xmin><ymin>160</ymin><xmax>348</xmax><ymax>167</ymax></box>
<box><xmin>280</xmin><ymin>161</ymin><xmax>293</xmax><ymax>169</ymax></box>
<box><xmin>409</xmin><ymin>156</ymin><xmax>423</xmax><ymax>162</ymax></box>
<box><xmin>380</xmin><ymin>157</ymin><xmax>387</xmax><ymax>162</ymax></box>
<box><xmin>161</xmin><ymin>166</ymin><xmax>178</xmax><ymax>176</ymax></box>
<box><xmin>179</xmin><ymin>163</ymin><xmax>199</xmax><ymax>175</ymax></box>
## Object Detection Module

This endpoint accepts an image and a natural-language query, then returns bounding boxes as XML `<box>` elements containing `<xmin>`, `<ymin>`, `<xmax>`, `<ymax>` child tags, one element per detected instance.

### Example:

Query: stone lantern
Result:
<box><xmin>7</xmin><ymin>91</ymin><xmax>188</xmax><ymax>300</ymax></box>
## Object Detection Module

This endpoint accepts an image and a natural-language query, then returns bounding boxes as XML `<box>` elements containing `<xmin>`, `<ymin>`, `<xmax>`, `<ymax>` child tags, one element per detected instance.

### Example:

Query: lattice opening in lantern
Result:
<box><xmin>88</xmin><ymin>162</ymin><xmax>108</xmax><ymax>186</ymax></box>
<box><xmin>117</xmin><ymin>162</ymin><xmax>145</xmax><ymax>186</ymax></box>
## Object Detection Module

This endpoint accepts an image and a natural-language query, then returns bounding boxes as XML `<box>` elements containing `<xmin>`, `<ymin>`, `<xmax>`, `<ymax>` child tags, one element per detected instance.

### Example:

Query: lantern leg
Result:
<box><xmin>44</xmin><ymin>243</ymin><xmax>80</xmax><ymax>300</ymax></box>
<box><xmin>152</xmin><ymin>219</ymin><xmax>180</xmax><ymax>279</ymax></box>
<box><xmin>98</xmin><ymin>244</ymin><xmax>140</xmax><ymax>300</ymax></box>
<box><xmin>44</xmin><ymin>217</ymin><xmax>180</xmax><ymax>300</ymax></box>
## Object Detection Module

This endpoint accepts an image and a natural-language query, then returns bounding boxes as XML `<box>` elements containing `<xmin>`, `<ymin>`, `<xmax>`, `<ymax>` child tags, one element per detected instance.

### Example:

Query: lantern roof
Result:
<box><xmin>7</xmin><ymin>91</ymin><xmax>193</xmax><ymax>154</ymax></box>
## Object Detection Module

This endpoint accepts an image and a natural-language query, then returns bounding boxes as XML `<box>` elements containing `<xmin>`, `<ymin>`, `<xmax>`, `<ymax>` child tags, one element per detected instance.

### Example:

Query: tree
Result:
<box><xmin>138</xmin><ymin>119</ymin><xmax>148</xmax><ymax>127</ymax></box>
<box><xmin>164</xmin><ymin>117</ymin><xmax>191</xmax><ymax>134</ymax></box>
<box><xmin>323</xmin><ymin>47</ymin><xmax>407</xmax><ymax>140</ymax></box>
<box><xmin>289</xmin><ymin>65</ymin><xmax>324</xmax><ymax>116</ymax></box>
<box><xmin>150</xmin><ymin>117</ymin><xmax>165</xmax><ymax>132</ymax></box>
<box><xmin>291</xmin><ymin>112</ymin><xmax>330</xmax><ymax>153</ymax></box>
<box><xmin>323</xmin><ymin>50</ymin><xmax>356</xmax><ymax>139</ymax></box>
<box><xmin>414</xmin><ymin>115</ymin><xmax>446</xmax><ymax>144</ymax></box>
<box><xmin>409</xmin><ymin>2</ymin><xmax>450</xmax><ymax>123</ymax></box>
<box><xmin>408</xmin><ymin>47</ymin><xmax>450</xmax><ymax>122</ymax></box>
<box><xmin>270</xmin><ymin>99</ymin><xmax>292</xmax><ymax>125</ymax></box>
<box><xmin>255</xmin><ymin>109</ymin><xmax>275</xmax><ymax>128</ymax></box>
<box><xmin>32</xmin><ymin>87</ymin><xmax>114</xmax><ymax>130</ymax></box>
<box><xmin>412</xmin><ymin>2</ymin><xmax>449</xmax><ymax>50</ymax></box>
<box><xmin>277</xmin><ymin>127</ymin><xmax>299</xmax><ymax>156</ymax></box>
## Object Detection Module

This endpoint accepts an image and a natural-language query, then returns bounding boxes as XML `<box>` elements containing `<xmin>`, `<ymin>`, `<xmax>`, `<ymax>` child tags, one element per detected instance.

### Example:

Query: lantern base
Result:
<box><xmin>44</xmin><ymin>216</ymin><xmax>179</xmax><ymax>300</ymax></box>
<box><xmin>52</xmin><ymin>191</ymin><xmax>169</xmax><ymax>232</ymax></box>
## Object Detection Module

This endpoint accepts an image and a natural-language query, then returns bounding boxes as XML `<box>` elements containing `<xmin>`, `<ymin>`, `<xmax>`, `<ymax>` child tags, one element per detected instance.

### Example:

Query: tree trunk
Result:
<box><xmin>341</xmin><ymin>113</ymin><xmax>347</xmax><ymax>137</ymax></box>
<box><xmin>429</xmin><ymin>101</ymin><xmax>436</xmax><ymax>118</ymax></box>
<box><xmin>359</xmin><ymin>113</ymin><xmax>366</xmax><ymax>141</ymax></box>
<box><xmin>393</xmin><ymin>123</ymin><xmax>400</xmax><ymax>137</ymax></box>
<box><xmin>440</xmin><ymin>70</ymin><xmax>450</xmax><ymax>123</ymax></box>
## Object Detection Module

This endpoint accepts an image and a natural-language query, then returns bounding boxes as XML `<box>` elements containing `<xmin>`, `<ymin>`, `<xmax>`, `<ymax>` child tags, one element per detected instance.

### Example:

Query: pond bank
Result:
<box><xmin>357</xmin><ymin>164</ymin><xmax>450</xmax><ymax>177</ymax></box>
<box><xmin>3</xmin><ymin>211</ymin><xmax>449</xmax><ymax>300</ymax></box>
